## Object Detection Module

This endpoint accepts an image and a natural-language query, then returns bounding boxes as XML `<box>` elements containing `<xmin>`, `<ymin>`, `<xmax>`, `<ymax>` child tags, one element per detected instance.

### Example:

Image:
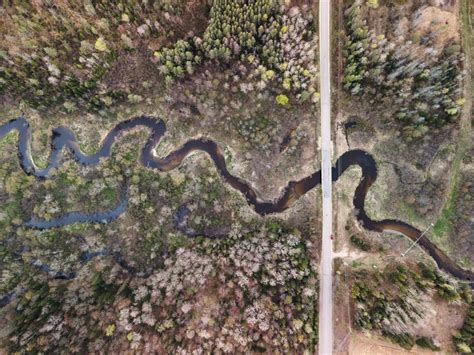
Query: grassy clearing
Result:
<box><xmin>0</xmin><ymin>131</ymin><xmax>17</xmax><ymax>147</ymax></box>
<box><xmin>432</xmin><ymin>0</ymin><xmax>472</xmax><ymax>241</ymax></box>
<box><xmin>396</xmin><ymin>200</ymin><xmax>425</xmax><ymax>225</ymax></box>
<box><xmin>432</xmin><ymin>190</ymin><xmax>457</xmax><ymax>238</ymax></box>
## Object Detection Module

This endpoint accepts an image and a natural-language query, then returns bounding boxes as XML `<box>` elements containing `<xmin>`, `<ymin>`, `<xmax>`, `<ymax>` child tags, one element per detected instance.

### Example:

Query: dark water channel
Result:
<box><xmin>0</xmin><ymin>115</ymin><xmax>472</xmax><ymax>284</ymax></box>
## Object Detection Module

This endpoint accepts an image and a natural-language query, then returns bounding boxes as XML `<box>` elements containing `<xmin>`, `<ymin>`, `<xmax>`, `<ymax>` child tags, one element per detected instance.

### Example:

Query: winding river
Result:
<box><xmin>0</xmin><ymin>115</ymin><xmax>472</xmax><ymax>283</ymax></box>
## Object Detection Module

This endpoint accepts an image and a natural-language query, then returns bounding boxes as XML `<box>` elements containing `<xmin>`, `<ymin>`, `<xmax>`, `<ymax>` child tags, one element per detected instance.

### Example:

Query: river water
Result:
<box><xmin>0</xmin><ymin>115</ymin><xmax>472</xmax><ymax>283</ymax></box>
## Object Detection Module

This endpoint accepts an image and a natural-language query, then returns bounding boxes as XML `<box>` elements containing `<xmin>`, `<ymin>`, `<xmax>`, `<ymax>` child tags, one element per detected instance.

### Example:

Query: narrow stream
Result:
<box><xmin>0</xmin><ymin>115</ymin><xmax>472</xmax><ymax>283</ymax></box>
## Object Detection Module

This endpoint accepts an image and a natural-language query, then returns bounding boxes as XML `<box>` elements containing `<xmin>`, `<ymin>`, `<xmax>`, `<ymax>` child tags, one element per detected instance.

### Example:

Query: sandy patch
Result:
<box><xmin>349</xmin><ymin>331</ymin><xmax>434</xmax><ymax>355</ymax></box>
<box><xmin>412</xmin><ymin>298</ymin><xmax>467</xmax><ymax>352</ymax></box>
<box><xmin>412</xmin><ymin>6</ymin><xmax>459</xmax><ymax>49</ymax></box>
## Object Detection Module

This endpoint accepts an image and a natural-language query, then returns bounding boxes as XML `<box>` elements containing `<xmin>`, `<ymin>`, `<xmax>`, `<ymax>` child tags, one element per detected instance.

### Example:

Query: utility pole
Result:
<box><xmin>401</xmin><ymin>223</ymin><xmax>434</xmax><ymax>257</ymax></box>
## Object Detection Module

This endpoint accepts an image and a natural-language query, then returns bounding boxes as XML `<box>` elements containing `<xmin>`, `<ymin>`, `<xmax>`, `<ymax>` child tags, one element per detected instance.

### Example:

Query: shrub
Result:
<box><xmin>276</xmin><ymin>94</ymin><xmax>289</xmax><ymax>105</ymax></box>
<box><xmin>453</xmin><ymin>305</ymin><xmax>474</xmax><ymax>353</ymax></box>
<box><xmin>366</xmin><ymin>0</ymin><xmax>379</xmax><ymax>8</ymax></box>
<box><xmin>350</xmin><ymin>234</ymin><xmax>371</xmax><ymax>251</ymax></box>
<box><xmin>342</xmin><ymin>1</ymin><xmax>464</xmax><ymax>129</ymax></box>
<box><xmin>418</xmin><ymin>262</ymin><xmax>460</xmax><ymax>301</ymax></box>
<box><xmin>383</xmin><ymin>331</ymin><xmax>415</xmax><ymax>350</ymax></box>
<box><xmin>0</xmin><ymin>1</ymin><xmax>168</xmax><ymax>111</ymax></box>
<box><xmin>349</xmin><ymin>262</ymin><xmax>466</xmax><ymax>348</ymax></box>
<box><xmin>154</xmin><ymin>0</ymin><xmax>318</xmax><ymax>97</ymax></box>
<box><xmin>415</xmin><ymin>336</ymin><xmax>440</xmax><ymax>351</ymax></box>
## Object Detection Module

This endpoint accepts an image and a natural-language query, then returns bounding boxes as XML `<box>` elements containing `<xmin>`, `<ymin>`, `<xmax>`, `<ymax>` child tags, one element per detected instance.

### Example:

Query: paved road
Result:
<box><xmin>318</xmin><ymin>0</ymin><xmax>333</xmax><ymax>354</ymax></box>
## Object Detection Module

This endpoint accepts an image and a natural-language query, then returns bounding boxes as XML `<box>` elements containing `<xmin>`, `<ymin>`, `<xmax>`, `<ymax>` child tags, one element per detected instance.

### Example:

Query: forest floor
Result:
<box><xmin>0</xmin><ymin>1</ymin><xmax>325</xmax><ymax>353</ymax></box>
<box><xmin>333</xmin><ymin>0</ymin><xmax>473</xmax><ymax>353</ymax></box>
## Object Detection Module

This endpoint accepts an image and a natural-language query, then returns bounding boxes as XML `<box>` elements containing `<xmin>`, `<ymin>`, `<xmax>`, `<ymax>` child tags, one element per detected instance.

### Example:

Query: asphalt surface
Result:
<box><xmin>318</xmin><ymin>0</ymin><xmax>333</xmax><ymax>354</ymax></box>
